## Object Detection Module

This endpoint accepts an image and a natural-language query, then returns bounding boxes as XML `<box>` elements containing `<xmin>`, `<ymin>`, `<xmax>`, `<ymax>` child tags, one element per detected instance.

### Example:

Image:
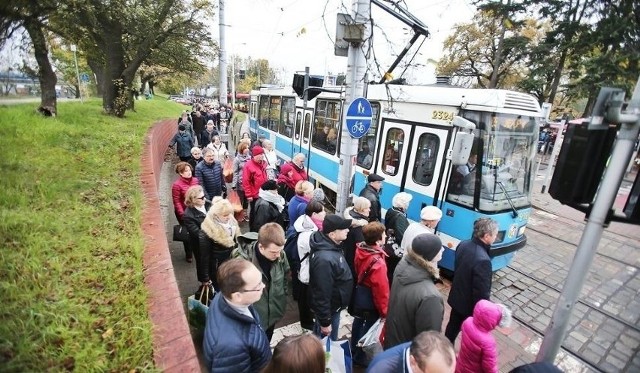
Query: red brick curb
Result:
<box><xmin>140</xmin><ymin>119</ymin><xmax>199</xmax><ymax>371</ymax></box>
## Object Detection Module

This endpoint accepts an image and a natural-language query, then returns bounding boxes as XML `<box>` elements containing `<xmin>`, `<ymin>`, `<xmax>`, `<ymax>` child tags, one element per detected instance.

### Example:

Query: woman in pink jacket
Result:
<box><xmin>456</xmin><ymin>299</ymin><xmax>512</xmax><ymax>373</ymax></box>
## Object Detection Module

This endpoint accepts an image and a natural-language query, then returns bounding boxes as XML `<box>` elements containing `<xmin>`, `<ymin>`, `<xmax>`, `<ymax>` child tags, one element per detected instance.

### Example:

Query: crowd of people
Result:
<box><xmin>167</xmin><ymin>108</ymin><xmax>562</xmax><ymax>373</ymax></box>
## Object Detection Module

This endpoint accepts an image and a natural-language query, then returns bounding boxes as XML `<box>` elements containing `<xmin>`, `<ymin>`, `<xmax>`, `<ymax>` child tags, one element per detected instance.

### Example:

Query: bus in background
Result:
<box><xmin>248</xmin><ymin>83</ymin><xmax>542</xmax><ymax>272</ymax></box>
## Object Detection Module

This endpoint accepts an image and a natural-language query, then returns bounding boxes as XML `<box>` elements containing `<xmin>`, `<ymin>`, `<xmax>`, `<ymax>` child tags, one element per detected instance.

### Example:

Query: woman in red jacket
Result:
<box><xmin>171</xmin><ymin>161</ymin><xmax>200</xmax><ymax>262</ymax></box>
<box><xmin>242</xmin><ymin>146</ymin><xmax>268</xmax><ymax>229</ymax></box>
<box><xmin>351</xmin><ymin>221</ymin><xmax>389</xmax><ymax>366</ymax></box>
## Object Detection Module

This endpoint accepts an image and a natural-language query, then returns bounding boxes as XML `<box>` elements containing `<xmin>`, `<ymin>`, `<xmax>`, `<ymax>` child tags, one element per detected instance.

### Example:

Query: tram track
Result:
<box><xmin>507</xmin><ymin>309</ymin><xmax>605</xmax><ymax>373</ymax></box>
<box><xmin>505</xmin><ymin>264</ymin><xmax>640</xmax><ymax>334</ymax></box>
<box><xmin>526</xmin><ymin>223</ymin><xmax>640</xmax><ymax>271</ymax></box>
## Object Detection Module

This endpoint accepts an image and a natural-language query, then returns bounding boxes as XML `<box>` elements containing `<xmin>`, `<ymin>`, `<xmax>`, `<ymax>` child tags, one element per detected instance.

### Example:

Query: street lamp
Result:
<box><xmin>70</xmin><ymin>44</ymin><xmax>83</xmax><ymax>103</ymax></box>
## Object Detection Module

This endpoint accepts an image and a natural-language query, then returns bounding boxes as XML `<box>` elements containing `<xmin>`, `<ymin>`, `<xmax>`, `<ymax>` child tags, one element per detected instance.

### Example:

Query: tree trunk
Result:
<box><xmin>489</xmin><ymin>24</ymin><xmax>506</xmax><ymax>88</ymax></box>
<box><xmin>23</xmin><ymin>19</ymin><xmax>57</xmax><ymax>116</ymax></box>
<box><xmin>548</xmin><ymin>48</ymin><xmax>568</xmax><ymax>105</ymax></box>
<box><xmin>74</xmin><ymin>84</ymin><xmax>80</xmax><ymax>99</ymax></box>
<box><xmin>102</xmin><ymin>26</ymin><xmax>127</xmax><ymax>117</ymax></box>
<box><xmin>87</xmin><ymin>57</ymin><xmax>105</xmax><ymax>97</ymax></box>
<box><xmin>582</xmin><ymin>92</ymin><xmax>596</xmax><ymax>118</ymax></box>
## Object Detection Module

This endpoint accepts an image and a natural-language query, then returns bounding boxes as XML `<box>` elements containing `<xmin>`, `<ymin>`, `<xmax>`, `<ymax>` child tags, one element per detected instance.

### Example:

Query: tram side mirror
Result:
<box><xmin>451</xmin><ymin>132</ymin><xmax>474</xmax><ymax>165</ymax></box>
<box><xmin>451</xmin><ymin>116</ymin><xmax>476</xmax><ymax>165</ymax></box>
<box><xmin>452</xmin><ymin>116</ymin><xmax>476</xmax><ymax>130</ymax></box>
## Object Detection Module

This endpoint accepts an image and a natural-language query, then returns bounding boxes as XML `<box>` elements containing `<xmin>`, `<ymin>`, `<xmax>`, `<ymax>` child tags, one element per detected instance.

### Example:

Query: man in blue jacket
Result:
<box><xmin>203</xmin><ymin>258</ymin><xmax>271</xmax><ymax>373</ymax></box>
<box><xmin>196</xmin><ymin>147</ymin><xmax>225</xmax><ymax>200</ymax></box>
<box><xmin>367</xmin><ymin>331</ymin><xmax>455</xmax><ymax>373</ymax></box>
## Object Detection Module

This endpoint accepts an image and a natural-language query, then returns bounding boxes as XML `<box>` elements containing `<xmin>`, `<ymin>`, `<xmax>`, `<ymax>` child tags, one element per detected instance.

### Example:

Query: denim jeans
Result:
<box><xmin>313</xmin><ymin>310</ymin><xmax>341</xmax><ymax>341</ymax></box>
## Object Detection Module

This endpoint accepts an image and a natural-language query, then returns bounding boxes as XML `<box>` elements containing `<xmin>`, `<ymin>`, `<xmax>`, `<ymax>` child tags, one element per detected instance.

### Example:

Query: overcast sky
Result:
<box><xmin>220</xmin><ymin>0</ymin><xmax>476</xmax><ymax>84</ymax></box>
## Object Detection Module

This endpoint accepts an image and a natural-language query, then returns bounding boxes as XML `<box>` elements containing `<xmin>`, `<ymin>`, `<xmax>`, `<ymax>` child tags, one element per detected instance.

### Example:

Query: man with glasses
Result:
<box><xmin>203</xmin><ymin>258</ymin><xmax>272</xmax><ymax>372</ymax></box>
<box><xmin>232</xmin><ymin>223</ymin><xmax>289</xmax><ymax>341</ymax></box>
<box><xmin>195</xmin><ymin>147</ymin><xmax>225</xmax><ymax>200</ymax></box>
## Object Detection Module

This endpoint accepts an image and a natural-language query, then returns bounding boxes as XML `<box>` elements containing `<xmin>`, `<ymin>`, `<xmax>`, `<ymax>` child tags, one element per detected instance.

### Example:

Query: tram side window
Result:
<box><xmin>268</xmin><ymin>96</ymin><xmax>281</xmax><ymax>132</ymax></box>
<box><xmin>312</xmin><ymin>99</ymin><xmax>342</xmax><ymax>155</ymax></box>
<box><xmin>258</xmin><ymin>96</ymin><xmax>269</xmax><ymax>129</ymax></box>
<box><xmin>303</xmin><ymin>113</ymin><xmax>311</xmax><ymax>143</ymax></box>
<box><xmin>413</xmin><ymin>134</ymin><xmax>440</xmax><ymax>185</ymax></box>
<box><xmin>294</xmin><ymin>112</ymin><xmax>302</xmax><ymax>141</ymax></box>
<box><xmin>382</xmin><ymin>128</ymin><xmax>404</xmax><ymax>176</ymax></box>
<box><xmin>356</xmin><ymin>103</ymin><xmax>380</xmax><ymax>169</ymax></box>
<box><xmin>278</xmin><ymin>97</ymin><xmax>295</xmax><ymax>138</ymax></box>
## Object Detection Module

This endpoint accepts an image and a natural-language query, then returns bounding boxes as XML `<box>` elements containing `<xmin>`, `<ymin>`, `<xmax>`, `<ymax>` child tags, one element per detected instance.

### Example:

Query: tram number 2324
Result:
<box><xmin>432</xmin><ymin>110</ymin><xmax>455</xmax><ymax>122</ymax></box>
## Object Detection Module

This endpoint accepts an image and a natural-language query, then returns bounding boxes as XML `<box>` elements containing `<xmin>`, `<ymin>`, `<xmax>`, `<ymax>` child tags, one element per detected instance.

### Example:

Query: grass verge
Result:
<box><xmin>0</xmin><ymin>98</ymin><xmax>184</xmax><ymax>372</ymax></box>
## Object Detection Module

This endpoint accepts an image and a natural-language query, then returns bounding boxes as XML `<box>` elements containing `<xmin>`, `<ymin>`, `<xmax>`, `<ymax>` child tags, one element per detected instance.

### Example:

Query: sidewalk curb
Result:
<box><xmin>140</xmin><ymin>119</ymin><xmax>199</xmax><ymax>371</ymax></box>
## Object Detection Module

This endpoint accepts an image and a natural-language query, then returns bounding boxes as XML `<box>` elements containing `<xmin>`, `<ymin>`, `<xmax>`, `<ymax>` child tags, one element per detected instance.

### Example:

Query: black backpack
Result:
<box><xmin>283</xmin><ymin>231</ymin><xmax>309</xmax><ymax>275</ymax></box>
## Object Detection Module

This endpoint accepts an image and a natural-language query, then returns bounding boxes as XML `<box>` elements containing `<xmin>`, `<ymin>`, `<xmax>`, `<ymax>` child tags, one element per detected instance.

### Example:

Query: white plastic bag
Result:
<box><xmin>322</xmin><ymin>336</ymin><xmax>352</xmax><ymax>373</ymax></box>
<box><xmin>357</xmin><ymin>318</ymin><xmax>385</xmax><ymax>360</ymax></box>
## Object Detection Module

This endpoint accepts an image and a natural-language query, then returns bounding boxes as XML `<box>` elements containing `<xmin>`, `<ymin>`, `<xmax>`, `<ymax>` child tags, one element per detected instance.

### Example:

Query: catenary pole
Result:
<box><xmin>71</xmin><ymin>44</ymin><xmax>83</xmax><ymax>103</ymax></box>
<box><xmin>218</xmin><ymin>0</ymin><xmax>228</xmax><ymax>105</ymax></box>
<box><xmin>537</xmin><ymin>76</ymin><xmax>640</xmax><ymax>362</ymax></box>
<box><xmin>336</xmin><ymin>0</ymin><xmax>371</xmax><ymax>215</ymax></box>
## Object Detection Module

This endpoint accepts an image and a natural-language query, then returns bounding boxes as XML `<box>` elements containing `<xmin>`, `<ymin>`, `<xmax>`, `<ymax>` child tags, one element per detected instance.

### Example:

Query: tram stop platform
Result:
<box><xmin>155</xmin><ymin>115</ymin><xmax>639</xmax><ymax>372</ymax></box>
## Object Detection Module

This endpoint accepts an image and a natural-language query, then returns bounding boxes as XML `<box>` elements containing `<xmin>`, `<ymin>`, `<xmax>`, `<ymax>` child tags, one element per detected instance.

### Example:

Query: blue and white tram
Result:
<box><xmin>248</xmin><ymin>83</ymin><xmax>542</xmax><ymax>272</ymax></box>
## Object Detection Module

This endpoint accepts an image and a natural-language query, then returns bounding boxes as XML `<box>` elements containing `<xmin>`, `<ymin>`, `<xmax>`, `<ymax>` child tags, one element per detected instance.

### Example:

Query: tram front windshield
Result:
<box><xmin>448</xmin><ymin>112</ymin><xmax>539</xmax><ymax>212</ymax></box>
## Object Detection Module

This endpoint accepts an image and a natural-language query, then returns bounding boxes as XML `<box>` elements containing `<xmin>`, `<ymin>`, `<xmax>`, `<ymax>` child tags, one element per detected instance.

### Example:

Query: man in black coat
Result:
<box><xmin>444</xmin><ymin>217</ymin><xmax>499</xmax><ymax>344</ymax></box>
<box><xmin>359</xmin><ymin>173</ymin><xmax>385</xmax><ymax>222</ymax></box>
<box><xmin>309</xmin><ymin>214</ymin><xmax>353</xmax><ymax>340</ymax></box>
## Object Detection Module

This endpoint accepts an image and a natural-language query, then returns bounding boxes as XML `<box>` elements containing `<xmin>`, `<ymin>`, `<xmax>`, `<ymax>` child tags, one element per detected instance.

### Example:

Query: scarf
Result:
<box><xmin>216</xmin><ymin>217</ymin><xmax>237</xmax><ymax>237</ymax></box>
<box><xmin>311</xmin><ymin>216</ymin><xmax>324</xmax><ymax>231</ymax></box>
<box><xmin>258</xmin><ymin>189</ymin><xmax>285</xmax><ymax>212</ymax></box>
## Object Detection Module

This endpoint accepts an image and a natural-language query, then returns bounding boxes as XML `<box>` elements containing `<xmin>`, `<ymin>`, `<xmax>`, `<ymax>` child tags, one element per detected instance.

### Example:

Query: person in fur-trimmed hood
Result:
<box><xmin>384</xmin><ymin>233</ymin><xmax>445</xmax><ymax>349</ymax></box>
<box><xmin>342</xmin><ymin>196</ymin><xmax>371</xmax><ymax>279</ymax></box>
<box><xmin>198</xmin><ymin>197</ymin><xmax>240</xmax><ymax>290</ymax></box>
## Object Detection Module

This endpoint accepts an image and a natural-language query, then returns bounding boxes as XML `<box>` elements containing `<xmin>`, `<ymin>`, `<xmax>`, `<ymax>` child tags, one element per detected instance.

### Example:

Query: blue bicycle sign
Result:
<box><xmin>346</xmin><ymin>97</ymin><xmax>372</xmax><ymax>139</ymax></box>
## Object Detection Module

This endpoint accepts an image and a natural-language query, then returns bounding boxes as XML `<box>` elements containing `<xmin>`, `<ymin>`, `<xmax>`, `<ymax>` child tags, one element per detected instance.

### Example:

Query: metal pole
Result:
<box><xmin>303</xmin><ymin>67</ymin><xmax>311</xmax><ymax>174</ymax></box>
<box><xmin>536</xmin><ymin>76</ymin><xmax>640</xmax><ymax>363</ymax></box>
<box><xmin>336</xmin><ymin>0</ymin><xmax>371</xmax><ymax>215</ymax></box>
<box><xmin>540</xmin><ymin>121</ymin><xmax>564</xmax><ymax>193</ymax></box>
<box><xmin>231</xmin><ymin>56</ymin><xmax>236</xmax><ymax>108</ymax></box>
<box><xmin>218</xmin><ymin>0</ymin><xmax>228</xmax><ymax>105</ymax></box>
<box><xmin>71</xmin><ymin>44</ymin><xmax>83</xmax><ymax>103</ymax></box>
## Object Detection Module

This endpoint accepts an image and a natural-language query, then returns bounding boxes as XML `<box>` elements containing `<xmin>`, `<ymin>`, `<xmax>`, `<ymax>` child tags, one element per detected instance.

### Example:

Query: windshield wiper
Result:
<box><xmin>497</xmin><ymin>181</ymin><xmax>519</xmax><ymax>218</ymax></box>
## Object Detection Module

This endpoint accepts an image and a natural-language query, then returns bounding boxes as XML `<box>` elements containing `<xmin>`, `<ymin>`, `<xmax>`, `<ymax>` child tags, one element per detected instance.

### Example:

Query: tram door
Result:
<box><xmin>292</xmin><ymin>107</ymin><xmax>312</xmax><ymax>159</ymax></box>
<box><xmin>376</xmin><ymin>121</ymin><xmax>451</xmax><ymax>221</ymax></box>
<box><xmin>403</xmin><ymin>125</ymin><xmax>451</xmax><ymax>220</ymax></box>
<box><xmin>375</xmin><ymin>121</ymin><xmax>412</xmax><ymax>215</ymax></box>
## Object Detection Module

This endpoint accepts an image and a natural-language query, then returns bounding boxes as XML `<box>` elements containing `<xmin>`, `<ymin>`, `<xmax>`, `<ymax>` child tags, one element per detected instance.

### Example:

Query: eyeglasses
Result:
<box><xmin>196</xmin><ymin>196</ymin><xmax>206</xmax><ymax>200</ymax></box>
<box><xmin>240</xmin><ymin>280</ymin><xmax>264</xmax><ymax>293</ymax></box>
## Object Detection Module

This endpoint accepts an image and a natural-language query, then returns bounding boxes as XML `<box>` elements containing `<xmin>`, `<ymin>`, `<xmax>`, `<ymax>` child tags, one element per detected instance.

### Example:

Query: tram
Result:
<box><xmin>248</xmin><ymin>83</ymin><xmax>542</xmax><ymax>271</ymax></box>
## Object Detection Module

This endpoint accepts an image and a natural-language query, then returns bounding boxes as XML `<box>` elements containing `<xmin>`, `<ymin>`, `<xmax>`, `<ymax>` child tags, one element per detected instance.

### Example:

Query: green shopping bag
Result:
<box><xmin>187</xmin><ymin>284</ymin><xmax>214</xmax><ymax>334</ymax></box>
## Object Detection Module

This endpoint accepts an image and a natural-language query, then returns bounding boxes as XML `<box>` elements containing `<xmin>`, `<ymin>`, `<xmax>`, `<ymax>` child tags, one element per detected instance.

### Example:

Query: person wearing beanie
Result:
<box><xmin>445</xmin><ymin>218</ymin><xmax>499</xmax><ymax>344</ymax></box>
<box><xmin>276</xmin><ymin>162</ymin><xmax>297</xmax><ymax>201</ymax></box>
<box><xmin>400</xmin><ymin>205</ymin><xmax>443</xmax><ymax>255</ymax></box>
<box><xmin>358</xmin><ymin>173</ymin><xmax>385</xmax><ymax>222</ymax></box>
<box><xmin>169</xmin><ymin>123</ymin><xmax>194</xmax><ymax>162</ymax></box>
<box><xmin>308</xmin><ymin>214</ymin><xmax>353</xmax><ymax>340</ymax></box>
<box><xmin>384</xmin><ymin>233</ymin><xmax>445</xmax><ymax>349</ymax></box>
<box><xmin>242</xmin><ymin>145</ymin><xmax>268</xmax><ymax>228</ymax></box>
<box><xmin>250</xmin><ymin>180</ymin><xmax>286</xmax><ymax>233</ymax></box>
<box><xmin>456</xmin><ymin>299</ymin><xmax>512</xmax><ymax>373</ymax></box>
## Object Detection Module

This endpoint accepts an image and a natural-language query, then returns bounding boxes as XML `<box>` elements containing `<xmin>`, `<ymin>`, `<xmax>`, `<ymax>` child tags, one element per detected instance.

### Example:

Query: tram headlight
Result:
<box><xmin>518</xmin><ymin>225</ymin><xmax>526</xmax><ymax>236</ymax></box>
